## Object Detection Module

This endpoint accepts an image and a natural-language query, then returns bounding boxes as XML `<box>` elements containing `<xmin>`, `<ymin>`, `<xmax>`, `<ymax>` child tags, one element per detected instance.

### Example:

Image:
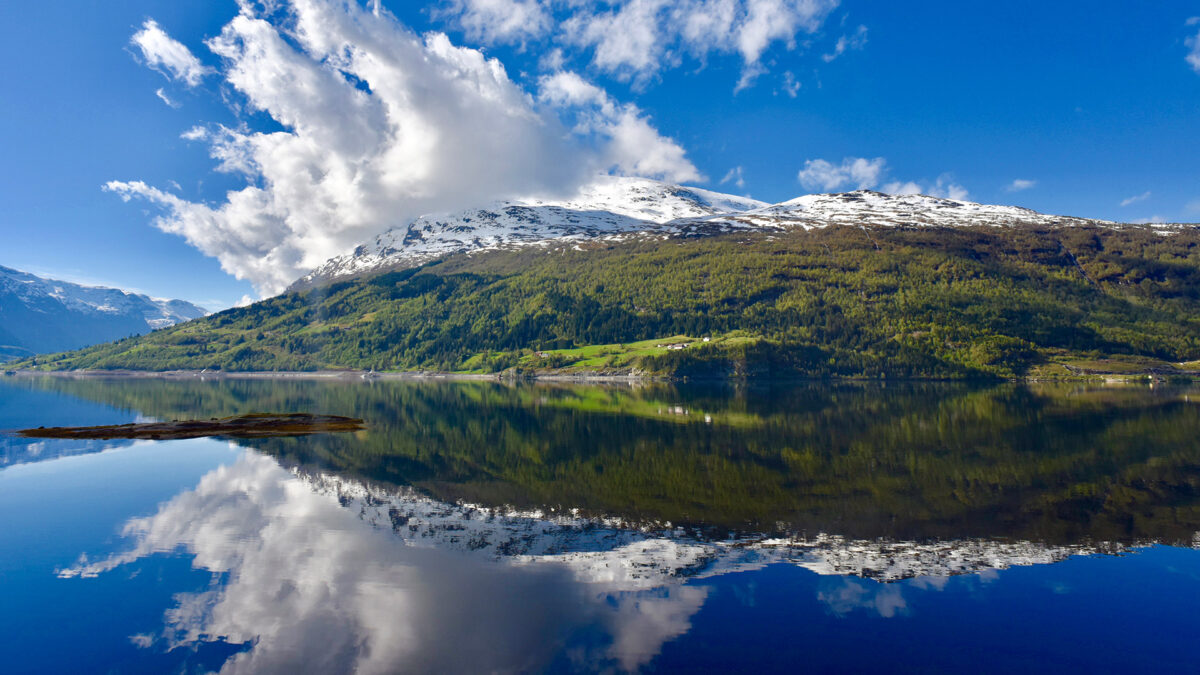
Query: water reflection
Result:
<box><xmin>12</xmin><ymin>375</ymin><xmax>1200</xmax><ymax>545</ymax></box>
<box><xmin>819</xmin><ymin>578</ymin><xmax>910</xmax><ymax>618</ymax></box>
<box><xmin>60</xmin><ymin>447</ymin><xmax>1195</xmax><ymax>673</ymax></box>
<box><xmin>5</xmin><ymin>376</ymin><xmax>1200</xmax><ymax>671</ymax></box>
<box><xmin>0</xmin><ymin>380</ymin><xmax>149</xmax><ymax>466</ymax></box>
<box><xmin>61</xmin><ymin>452</ymin><xmax>712</xmax><ymax>674</ymax></box>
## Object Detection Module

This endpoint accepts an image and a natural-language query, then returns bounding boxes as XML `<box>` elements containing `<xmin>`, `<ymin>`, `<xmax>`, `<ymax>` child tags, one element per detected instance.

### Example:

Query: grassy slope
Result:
<box><xmin>19</xmin><ymin>222</ymin><xmax>1200</xmax><ymax>378</ymax></box>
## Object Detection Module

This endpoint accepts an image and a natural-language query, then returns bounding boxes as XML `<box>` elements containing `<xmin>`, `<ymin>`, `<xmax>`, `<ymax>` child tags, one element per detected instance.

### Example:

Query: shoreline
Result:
<box><xmin>1</xmin><ymin>367</ymin><xmax>1192</xmax><ymax>385</ymax></box>
<box><xmin>2</xmin><ymin>368</ymin><xmax>502</xmax><ymax>382</ymax></box>
<box><xmin>0</xmin><ymin>368</ymin><xmax>665</xmax><ymax>383</ymax></box>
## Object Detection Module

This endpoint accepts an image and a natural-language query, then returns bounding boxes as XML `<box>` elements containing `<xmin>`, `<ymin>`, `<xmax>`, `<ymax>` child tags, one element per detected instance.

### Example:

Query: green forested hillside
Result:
<box><xmin>20</xmin><ymin>223</ymin><xmax>1200</xmax><ymax>378</ymax></box>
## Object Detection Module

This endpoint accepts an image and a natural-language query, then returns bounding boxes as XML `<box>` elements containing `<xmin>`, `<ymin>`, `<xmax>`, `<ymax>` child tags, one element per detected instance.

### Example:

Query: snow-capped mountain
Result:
<box><xmin>700</xmin><ymin>189</ymin><xmax>1113</xmax><ymax>230</ymax></box>
<box><xmin>0</xmin><ymin>266</ymin><xmax>207</xmax><ymax>358</ymax></box>
<box><xmin>291</xmin><ymin>177</ymin><xmax>766</xmax><ymax>289</ymax></box>
<box><xmin>293</xmin><ymin>176</ymin><xmax>1192</xmax><ymax>290</ymax></box>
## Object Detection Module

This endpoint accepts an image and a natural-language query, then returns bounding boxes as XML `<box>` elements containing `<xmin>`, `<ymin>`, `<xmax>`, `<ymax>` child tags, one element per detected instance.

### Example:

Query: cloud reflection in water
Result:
<box><xmin>62</xmin><ymin>452</ymin><xmax>707</xmax><ymax>674</ymax></box>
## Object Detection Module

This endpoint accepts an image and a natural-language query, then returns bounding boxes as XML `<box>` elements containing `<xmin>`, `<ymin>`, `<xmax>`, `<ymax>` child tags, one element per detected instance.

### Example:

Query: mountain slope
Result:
<box><xmin>0</xmin><ymin>266</ymin><xmax>207</xmax><ymax>358</ymax></box>
<box><xmin>22</xmin><ymin>201</ymin><xmax>1200</xmax><ymax>378</ymax></box>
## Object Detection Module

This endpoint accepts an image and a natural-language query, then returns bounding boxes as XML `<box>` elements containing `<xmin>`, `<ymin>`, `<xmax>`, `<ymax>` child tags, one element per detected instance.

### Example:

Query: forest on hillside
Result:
<box><xmin>19</xmin><ymin>223</ymin><xmax>1200</xmax><ymax>379</ymax></box>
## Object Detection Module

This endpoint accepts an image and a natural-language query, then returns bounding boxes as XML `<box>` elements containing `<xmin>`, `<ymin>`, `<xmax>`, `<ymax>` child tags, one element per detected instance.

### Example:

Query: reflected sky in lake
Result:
<box><xmin>2</xmin><ymin>377</ymin><xmax>1199</xmax><ymax>673</ymax></box>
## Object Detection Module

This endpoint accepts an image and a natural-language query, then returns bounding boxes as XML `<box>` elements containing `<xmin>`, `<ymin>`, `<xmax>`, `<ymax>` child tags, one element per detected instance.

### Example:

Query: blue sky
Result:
<box><xmin>1</xmin><ymin>0</ymin><xmax>1198</xmax><ymax>309</ymax></box>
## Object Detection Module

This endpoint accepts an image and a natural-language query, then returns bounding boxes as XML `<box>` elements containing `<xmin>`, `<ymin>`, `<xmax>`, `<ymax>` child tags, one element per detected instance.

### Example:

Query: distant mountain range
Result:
<box><xmin>18</xmin><ymin>177</ymin><xmax>1200</xmax><ymax>378</ymax></box>
<box><xmin>0</xmin><ymin>266</ymin><xmax>206</xmax><ymax>360</ymax></box>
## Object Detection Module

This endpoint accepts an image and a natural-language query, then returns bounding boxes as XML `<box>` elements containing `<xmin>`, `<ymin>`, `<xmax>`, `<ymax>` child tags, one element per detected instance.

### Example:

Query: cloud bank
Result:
<box><xmin>114</xmin><ymin>1</ymin><xmax>700</xmax><ymax>296</ymax></box>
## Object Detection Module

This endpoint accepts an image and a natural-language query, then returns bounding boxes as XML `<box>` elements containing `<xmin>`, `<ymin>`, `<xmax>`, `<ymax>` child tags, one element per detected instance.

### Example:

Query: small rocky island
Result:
<box><xmin>18</xmin><ymin>413</ymin><xmax>365</xmax><ymax>440</ymax></box>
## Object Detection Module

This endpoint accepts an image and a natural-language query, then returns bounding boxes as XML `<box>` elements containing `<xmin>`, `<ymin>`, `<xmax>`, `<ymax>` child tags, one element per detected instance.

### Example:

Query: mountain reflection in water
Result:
<box><xmin>4</xmin><ymin>376</ymin><xmax>1200</xmax><ymax>673</ymax></box>
<box><xmin>56</xmin><ymin>450</ymin><xmax>1174</xmax><ymax>674</ymax></box>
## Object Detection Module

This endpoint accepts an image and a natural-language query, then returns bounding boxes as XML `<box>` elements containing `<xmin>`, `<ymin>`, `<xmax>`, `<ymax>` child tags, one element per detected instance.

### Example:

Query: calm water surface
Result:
<box><xmin>2</xmin><ymin>376</ymin><xmax>1198</xmax><ymax>673</ymax></box>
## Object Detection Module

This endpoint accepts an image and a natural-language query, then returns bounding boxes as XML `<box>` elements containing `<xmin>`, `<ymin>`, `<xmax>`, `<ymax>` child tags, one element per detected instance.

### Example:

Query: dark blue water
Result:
<box><xmin>1</xmin><ymin>377</ymin><xmax>1198</xmax><ymax>673</ymax></box>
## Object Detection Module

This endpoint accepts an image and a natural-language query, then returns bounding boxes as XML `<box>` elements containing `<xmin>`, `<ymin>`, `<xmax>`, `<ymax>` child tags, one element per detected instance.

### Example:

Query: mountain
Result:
<box><xmin>293</xmin><ymin>176</ymin><xmax>767</xmax><ymax>289</ymax></box>
<box><xmin>294</xmin><ymin>177</ymin><xmax>1181</xmax><ymax>289</ymax></box>
<box><xmin>0</xmin><ymin>266</ymin><xmax>206</xmax><ymax>359</ymax></box>
<box><xmin>18</xmin><ymin>178</ymin><xmax>1200</xmax><ymax>378</ymax></box>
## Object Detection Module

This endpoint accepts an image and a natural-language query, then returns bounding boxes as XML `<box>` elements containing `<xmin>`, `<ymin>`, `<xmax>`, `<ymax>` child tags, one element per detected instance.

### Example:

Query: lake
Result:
<box><xmin>2</xmin><ymin>376</ymin><xmax>1198</xmax><ymax>673</ymax></box>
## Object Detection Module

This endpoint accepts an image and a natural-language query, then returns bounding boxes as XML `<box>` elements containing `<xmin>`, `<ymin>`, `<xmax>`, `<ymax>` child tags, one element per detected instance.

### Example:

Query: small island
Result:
<box><xmin>17</xmin><ymin>413</ymin><xmax>365</xmax><ymax>440</ymax></box>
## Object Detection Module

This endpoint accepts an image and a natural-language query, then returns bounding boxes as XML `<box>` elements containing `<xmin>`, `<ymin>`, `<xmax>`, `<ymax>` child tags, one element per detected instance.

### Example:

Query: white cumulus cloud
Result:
<box><xmin>130</xmin><ymin>19</ymin><xmax>214</xmax><ymax>87</ymax></box>
<box><xmin>440</xmin><ymin>0</ymin><xmax>552</xmax><ymax>45</ymax></box>
<box><xmin>798</xmin><ymin>156</ymin><xmax>968</xmax><ymax>200</ymax></box>
<box><xmin>444</xmin><ymin>0</ymin><xmax>840</xmax><ymax>88</ymax></box>
<box><xmin>539</xmin><ymin>71</ymin><xmax>701</xmax><ymax>181</ymax></box>
<box><xmin>884</xmin><ymin>175</ymin><xmax>968</xmax><ymax>201</ymax></box>
<box><xmin>1006</xmin><ymin>178</ymin><xmax>1035</xmax><ymax>192</ymax></box>
<box><xmin>796</xmin><ymin>156</ymin><xmax>885</xmax><ymax>191</ymax></box>
<box><xmin>114</xmin><ymin>1</ymin><xmax>700</xmax><ymax>297</ymax></box>
<box><xmin>563</xmin><ymin>0</ymin><xmax>672</xmax><ymax>83</ymax></box>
